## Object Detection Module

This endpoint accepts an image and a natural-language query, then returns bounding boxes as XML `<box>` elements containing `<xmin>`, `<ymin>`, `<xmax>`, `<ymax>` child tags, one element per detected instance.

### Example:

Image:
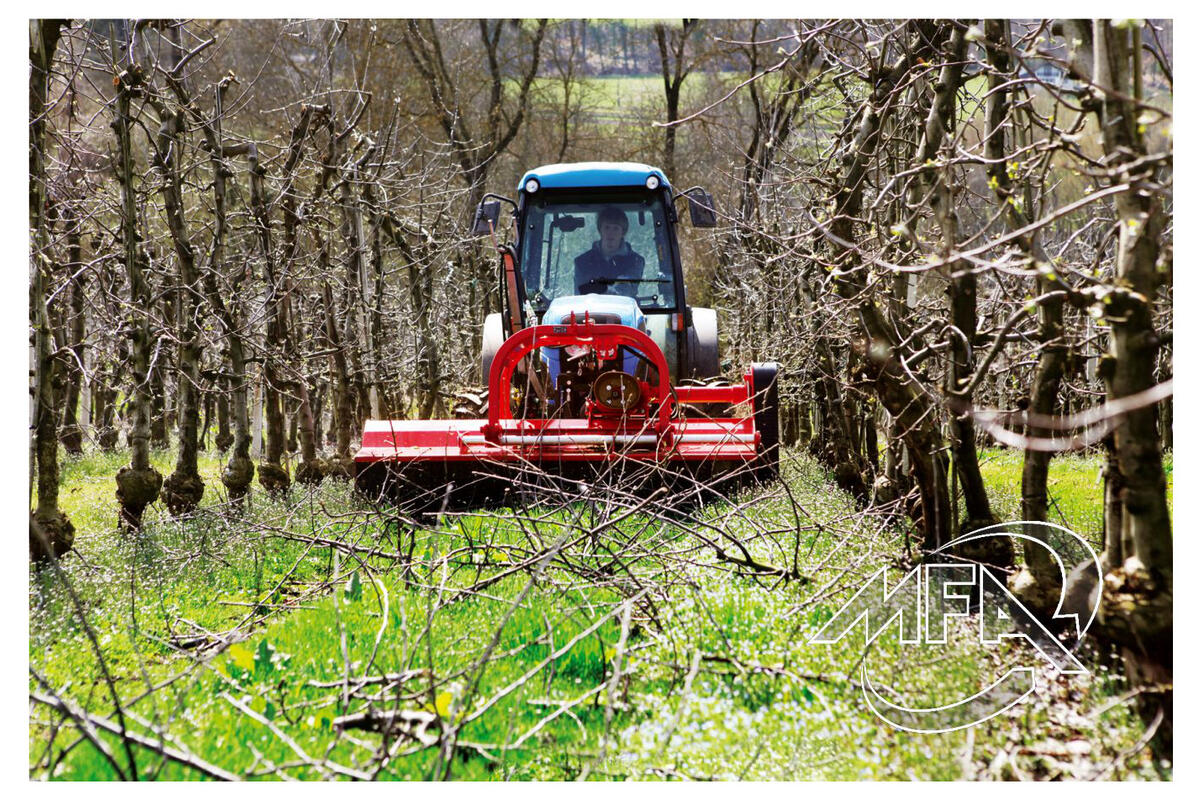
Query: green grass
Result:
<box><xmin>30</xmin><ymin>445</ymin><xmax>1169</xmax><ymax>780</ymax></box>
<box><xmin>977</xmin><ymin>448</ymin><xmax>1173</xmax><ymax>549</ymax></box>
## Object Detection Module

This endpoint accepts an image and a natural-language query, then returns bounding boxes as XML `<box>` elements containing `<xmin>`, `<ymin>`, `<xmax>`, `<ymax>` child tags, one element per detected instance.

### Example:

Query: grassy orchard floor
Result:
<box><xmin>976</xmin><ymin>449</ymin><xmax>1173</xmax><ymax>551</ymax></box>
<box><xmin>30</xmin><ymin>446</ymin><xmax>1171</xmax><ymax>780</ymax></box>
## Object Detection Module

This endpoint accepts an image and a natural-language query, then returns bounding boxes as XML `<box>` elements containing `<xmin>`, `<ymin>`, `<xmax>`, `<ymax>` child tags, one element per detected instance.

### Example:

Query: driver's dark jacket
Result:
<box><xmin>574</xmin><ymin>241</ymin><xmax>645</xmax><ymax>294</ymax></box>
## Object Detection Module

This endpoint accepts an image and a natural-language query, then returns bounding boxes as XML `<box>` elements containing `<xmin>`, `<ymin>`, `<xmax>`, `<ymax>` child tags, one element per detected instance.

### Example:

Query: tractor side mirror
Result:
<box><xmin>471</xmin><ymin>200</ymin><xmax>502</xmax><ymax>236</ymax></box>
<box><xmin>685</xmin><ymin>188</ymin><xmax>717</xmax><ymax>227</ymax></box>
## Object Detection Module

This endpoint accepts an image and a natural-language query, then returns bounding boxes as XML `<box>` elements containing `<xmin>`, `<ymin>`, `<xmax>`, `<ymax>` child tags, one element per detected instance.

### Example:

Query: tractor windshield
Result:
<box><xmin>519</xmin><ymin>193</ymin><xmax>677</xmax><ymax>314</ymax></box>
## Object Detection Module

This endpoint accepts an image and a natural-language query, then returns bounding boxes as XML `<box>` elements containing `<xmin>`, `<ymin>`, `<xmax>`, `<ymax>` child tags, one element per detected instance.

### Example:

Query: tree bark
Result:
<box><xmin>826</xmin><ymin>28</ymin><xmax>954</xmax><ymax>548</ymax></box>
<box><xmin>149</xmin><ymin>52</ymin><xmax>205</xmax><ymax>515</ymax></box>
<box><xmin>1088</xmin><ymin>18</ymin><xmax>1173</xmax><ymax>756</ymax></box>
<box><xmin>58</xmin><ymin>202</ymin><xmax>86</xmax><ymax>455</ymax></box>
<box><xmin>983</xmin><ymin>19</ymin><xmax>1061</xmax><ymax>590</ymax></box>
<box><xmin>30</xmin><ymin>19</ymin><xmax>75</xmax><ymax>561</ymax></box>
<box><xmin>112</xmin><ymin>53</ymin><xmax>163</xmax><ymax>532</ymax></box>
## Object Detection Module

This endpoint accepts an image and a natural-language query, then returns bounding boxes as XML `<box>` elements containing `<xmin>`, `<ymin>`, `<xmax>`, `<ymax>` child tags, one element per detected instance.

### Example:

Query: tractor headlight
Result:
<box><xmin>524</xmin><ymin>178</ymin><xmax>540</xmax><ymax>194</ymax></box>
<box><xmin>645</xmin><ymin>175</ymin><xmax>660</xmax><ymax>190</ymax></box>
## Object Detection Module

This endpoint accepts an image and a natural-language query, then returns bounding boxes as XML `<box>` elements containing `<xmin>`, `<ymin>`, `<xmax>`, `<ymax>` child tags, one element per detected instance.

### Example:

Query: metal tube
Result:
<box><xmin>674</xmin><ymin>433</ymin><xmax>757</xmax><ymax>444</ymax></box>
<box><xmin>461</xmin><ymin>434</ymin><xmax>658</xmax><ymax>446</ymax></box>
<box><xmin>459</xmin><ymin>432</ymin><xmax>756</xmax><ymax>446</ymax></box>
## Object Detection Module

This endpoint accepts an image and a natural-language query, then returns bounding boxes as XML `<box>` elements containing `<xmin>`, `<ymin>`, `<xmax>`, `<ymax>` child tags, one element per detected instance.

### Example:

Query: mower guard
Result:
<box><xmin>355</xmin><ymin>317</ymin><xmax>778</xmax><ymax>504</ymax></box>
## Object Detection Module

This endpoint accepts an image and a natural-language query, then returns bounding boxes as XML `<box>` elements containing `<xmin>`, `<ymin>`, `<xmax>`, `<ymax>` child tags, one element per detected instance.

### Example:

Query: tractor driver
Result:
<box><xmin>574</xmin><ymin>206</ymin><xmax>645</xmax><ymax>296</ymax></box>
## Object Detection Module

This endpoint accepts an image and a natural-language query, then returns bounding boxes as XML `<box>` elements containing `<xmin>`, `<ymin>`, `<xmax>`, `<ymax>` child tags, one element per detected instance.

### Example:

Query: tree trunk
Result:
<box><xmin>248</xmin><ymin>144</ymin><xmax>290</xmax><ymax>496</ymax></box>
<box><xmin>152</xmin><ymin>80</ymin><xmax>205</xmax><ymax>516</ymax></box>
<box><xmin>1089</xmin><ymin>19</ymin><xmax>1173</xmax><ymax>757</ymax></box>
<box><xmin>281</xmin><ymin>167</ymin><xmax>323</xmax><ymax>485</ymax></box>
<box><xmin>179</xmin><ymin>75</ymin><xmax>254</xmax><ymax>504</ymax></box>
<box><xmin>899</xmin><ymin>25</ymin><xmax>1000</xmax><ymax>550</ymax></box>
<box><xmin>58</xmin><ymin>203</ymin><xmax>86</xmax><ymax>455</ymax></box>
<box><xmin>200</xmin><ymin>384</ymin><xmax>213</xmax><ymax>452</ymax></box>
<box><xmin>982</xmin><ymin>19</ymin><xmax>1060</xmax><ymax>591</ymax></box>
<box><xmin>653</xmin><ymin>21</ymin><xmax>699</xmax><ymax>178</ymax></box>
<box><xmin>30</xmin><ymin>19</ymin><xmax>75</xmax><ymax>561</ymax></box>
<box><xmin>339</xmin><ymin>165</ymin><xmax>372</xmax><ymax>426</ymax></box>
<box><xmin>150</xmin><ymin>359</ymin><xmax>169</xmax><ymax>449</ymax></box>
<box><xmin>112</xmin><ymin>57</ymin><xmax>163</xmax><ymax>532</ymax></box>
<box><xmin>215</xmin><ymin>381</ymin><xmax>232</xmax><ymax>453</ymax></box>
<box><xmin>94</xmin><ymin>358</ymin><xmax>120</xmax><ymax>452</ymax></box>
<box><xmin>322</xmin><ymin>271</ymin><xmax>355</xmax><ymax>480</ymax></box>
<box><xmin>827</xmin><ymin>31</ymin><xmax>954</xmax><ymax>548</ymax></box>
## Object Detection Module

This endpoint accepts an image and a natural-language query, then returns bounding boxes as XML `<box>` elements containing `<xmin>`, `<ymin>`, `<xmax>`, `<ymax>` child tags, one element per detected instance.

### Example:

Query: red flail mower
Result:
<box><xmin>355</xmin><ymin>162</ymin><xmax>780</xmax><ymax>508</ymax></box>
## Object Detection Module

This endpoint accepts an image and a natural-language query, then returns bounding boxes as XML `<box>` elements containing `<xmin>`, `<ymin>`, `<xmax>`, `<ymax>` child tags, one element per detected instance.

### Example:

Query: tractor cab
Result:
<box><xmin>473</xmin><ymin>162</ymin><xmax>719</xmax><ymax>391</ymax></box>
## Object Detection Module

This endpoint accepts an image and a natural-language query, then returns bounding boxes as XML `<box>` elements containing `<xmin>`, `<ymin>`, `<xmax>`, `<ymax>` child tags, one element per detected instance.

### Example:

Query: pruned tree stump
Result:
<box><xmin>162</xmin><ymin>471</ymin><xmax>205</xmax><ymax>517</ymax></box>
<box><xmin>295</xmin><ymin>458</ymin><xmax>327</xmax><ymax>486</ymax></box>
<box><xmin>115</xmin><ymin>465</ymin><xmax>163</xmax><ymax>532</ymax></box>
<box><xmin>257</xmin><ymin>462</ymin><xmax>291</xmax><ymax>495</ymax></box>
<box><xmin>221</xmin><ymin>455</ymin><xmax>255</xmax><ymax>502</ymax></box>
<box><xmin>30</xmin><ymin>509</ymin><xmax>75</xmax><ymax>563</ymax></box>
<box><xmin>324</xmin><ymin>456</ymin><xmax>354</xmax><ymax>482</ymax></box>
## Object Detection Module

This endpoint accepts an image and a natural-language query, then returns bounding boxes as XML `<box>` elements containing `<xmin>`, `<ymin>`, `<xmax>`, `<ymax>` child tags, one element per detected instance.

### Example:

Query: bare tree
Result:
<box><xmin>30</xmin><ymin>18</ymin><xmax>74</xmax><ymax>560</ymax></box>
<box><xmin>146</xmin><ymin>23</ymin><xmax>207</xmax><ymax>515</ymax></box>
<box><xmin>110</xmin><ymin>26</ymin><xmax>163</xmax><ymax>532</ymax></box>
<box><xmin>1074</xmin><ymin>18</ymin><xmax>1172</xmax><ymax>752</ymax></box>
<box><xmin>653</xmin><ymin>19</ymin><xmax>700</xmax><ymax>178</ymax></box>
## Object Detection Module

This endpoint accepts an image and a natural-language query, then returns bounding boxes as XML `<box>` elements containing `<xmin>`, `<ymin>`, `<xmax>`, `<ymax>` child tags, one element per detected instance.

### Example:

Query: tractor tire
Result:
<box><xmin>750</xmin><ymin>362</ymin><xmax>781</xmax><ymax>483</ymax></box>
<box><xmin>480</xmin><ymin>313</ymin><xmax>504</xmax><ymax>383</ymax></box>
<box><xmin>686</xmin><ymin>307</ymin><xmax>720</xmax><ymax>379</ymax></box>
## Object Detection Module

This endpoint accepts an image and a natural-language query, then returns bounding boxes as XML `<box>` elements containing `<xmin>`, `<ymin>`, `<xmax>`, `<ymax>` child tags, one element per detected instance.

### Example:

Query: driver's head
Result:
<box><xmin>597</xmin><ymin>206</ymin><xmax>628</xmax><ymax>254</ymax></box>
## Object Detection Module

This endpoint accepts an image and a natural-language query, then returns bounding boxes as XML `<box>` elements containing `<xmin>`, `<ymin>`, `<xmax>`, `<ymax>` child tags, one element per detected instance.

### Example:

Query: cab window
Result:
<box><xmin>519</xmin><ymin>194</ymin><xmax>676</xmax><ymax>312</ymax></box>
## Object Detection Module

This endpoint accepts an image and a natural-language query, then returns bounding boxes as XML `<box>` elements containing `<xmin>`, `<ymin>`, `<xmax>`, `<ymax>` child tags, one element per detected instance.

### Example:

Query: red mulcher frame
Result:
<box><xmin>355</xmin><ymin>316</ymin><xmax>766</xmax><ymax>473</ymax></box>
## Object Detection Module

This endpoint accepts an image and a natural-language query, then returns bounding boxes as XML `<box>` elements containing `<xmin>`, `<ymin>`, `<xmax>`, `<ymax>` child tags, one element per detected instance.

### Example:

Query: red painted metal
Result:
<box><xmin>484</xmin><ymin>317</ymin><xmax>673</xmax><ymax>437</ymax></box>
<box><xmin>354</xmin><ymin>318</ymin><xmax>762</xmax><ymax>470</ymax></box>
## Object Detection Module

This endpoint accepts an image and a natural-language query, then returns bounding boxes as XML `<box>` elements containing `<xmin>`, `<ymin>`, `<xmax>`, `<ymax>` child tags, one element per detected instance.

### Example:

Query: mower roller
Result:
<box><xmin>355</xmin><ymin>162</ymin><xmax>780</xmax><ymax>507</ymax></box>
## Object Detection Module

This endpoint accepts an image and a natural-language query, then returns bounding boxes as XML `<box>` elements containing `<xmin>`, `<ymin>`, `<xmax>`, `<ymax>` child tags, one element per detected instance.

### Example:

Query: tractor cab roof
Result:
<box><xmin>517</xmin><ymin>162</ymin><xmax>670</xmax><ymax>193</ymax></box>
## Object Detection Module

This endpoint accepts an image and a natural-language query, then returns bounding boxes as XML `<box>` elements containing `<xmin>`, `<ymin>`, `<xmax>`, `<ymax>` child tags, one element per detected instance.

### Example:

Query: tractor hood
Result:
<box><xmin>540</xmin><ymin>295</ymin><xmax>647</xmax><ymax>386</ymax></box>
<box><xmin>541</xmin><ymin>294</ymin><xmax>646</xmax><ymax>331</ymax></box>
